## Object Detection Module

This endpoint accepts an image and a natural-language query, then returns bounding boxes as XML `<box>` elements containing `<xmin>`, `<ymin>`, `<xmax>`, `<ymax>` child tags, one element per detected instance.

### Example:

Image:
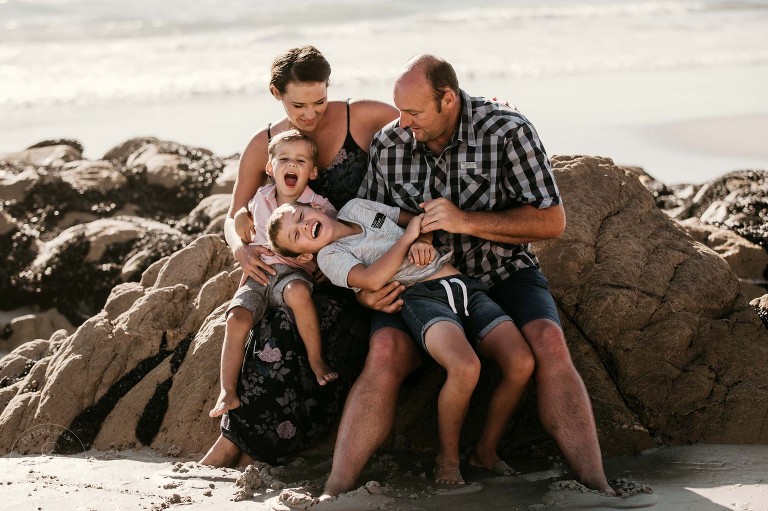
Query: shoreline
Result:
<box><xmin>2</xmin><ymin>65</ymin><xmax>767</xmax><ymax>186</ymax></box>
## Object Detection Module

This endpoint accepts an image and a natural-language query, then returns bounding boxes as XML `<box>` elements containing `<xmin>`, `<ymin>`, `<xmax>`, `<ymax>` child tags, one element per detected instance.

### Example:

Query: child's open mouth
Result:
<box><xmin>284</xmin><ymin>173</ymin><xmax>298</xmax><ymax>187</ymax></box>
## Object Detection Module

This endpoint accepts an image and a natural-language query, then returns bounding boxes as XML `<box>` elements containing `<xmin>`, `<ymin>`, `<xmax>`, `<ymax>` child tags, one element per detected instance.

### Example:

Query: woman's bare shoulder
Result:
<box><xmin>348</xmin><ymin>99</ymin><xmax>399</xmax><ymax>142</ymax></box>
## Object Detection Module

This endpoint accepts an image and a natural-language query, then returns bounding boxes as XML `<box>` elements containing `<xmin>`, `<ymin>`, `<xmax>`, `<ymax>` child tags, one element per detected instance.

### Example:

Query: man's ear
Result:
<box><xmin>309</xmin><ymin>201</ymin><xmax>325</xmax><ymax>214</ymax></box>
<box><xmin>442</xmin><ymin>89</ymin><xmax>457</xmax><ymax>110</ymax></box>
<box><xmin>270</xmin><ymin>85</ymin><xmax>281</xmax><ymax>100</ymax></box>
<box><xmin>296</xmin><ymin>253</ymin><xmax>314</xmax><ymax>264</ymax></box>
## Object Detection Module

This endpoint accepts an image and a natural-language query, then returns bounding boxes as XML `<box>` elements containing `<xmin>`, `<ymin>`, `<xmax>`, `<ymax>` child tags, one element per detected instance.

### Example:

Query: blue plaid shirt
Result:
<box><xmin>360</xmin><ymin>90</ymin><xmax>561</xmax><ymax>285</ymax></box>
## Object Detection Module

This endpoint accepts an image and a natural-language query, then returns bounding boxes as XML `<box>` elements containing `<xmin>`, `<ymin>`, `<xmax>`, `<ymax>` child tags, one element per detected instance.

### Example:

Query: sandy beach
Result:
<box><xmin>1</xmin><ymin>443</ymin><xmax>766</xmax><ymax>511</ymax></box>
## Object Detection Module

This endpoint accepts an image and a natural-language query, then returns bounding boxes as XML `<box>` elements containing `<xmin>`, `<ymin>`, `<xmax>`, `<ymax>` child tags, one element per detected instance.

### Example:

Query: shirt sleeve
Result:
<box><xmin>317</xmin><ymin>245</ymin><xmax>363</xmax><ymax>290</ymax></box>
<box><xmin>504</xmin><ymin>122</ymin><xmax>561</xmax><ymax>208</ymax></box>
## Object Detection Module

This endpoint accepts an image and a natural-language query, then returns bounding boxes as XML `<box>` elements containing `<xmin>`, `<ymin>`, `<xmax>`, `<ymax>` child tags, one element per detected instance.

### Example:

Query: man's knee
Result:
<box><xmin>365</xmin><ymin>327</ymin><xmax>421</xmax><ymax>380</ymax></box>
<box><xmin>522</xmin><ymin>319</ymin><xmax>572</xmax><ymax>366</ymax></box>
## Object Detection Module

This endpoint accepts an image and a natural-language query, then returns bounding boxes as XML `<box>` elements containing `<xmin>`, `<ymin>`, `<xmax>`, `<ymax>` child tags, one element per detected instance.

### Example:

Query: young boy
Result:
<box><xmin>266</xmin><ymin>198</ymin><xmax>535</xmax><ymax>486</ymax></box>
<box><xmin>209</xmin><ymin>129</ymin><xmax>338</xmax><ymax>420</ymax></box>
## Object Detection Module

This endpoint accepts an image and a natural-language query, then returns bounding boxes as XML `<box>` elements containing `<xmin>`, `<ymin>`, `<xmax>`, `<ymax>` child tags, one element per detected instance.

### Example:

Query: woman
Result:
<box><xmin>201</xmin><ymin>45</ymin><xmax>398</xmax><ymax>467</ymax></box>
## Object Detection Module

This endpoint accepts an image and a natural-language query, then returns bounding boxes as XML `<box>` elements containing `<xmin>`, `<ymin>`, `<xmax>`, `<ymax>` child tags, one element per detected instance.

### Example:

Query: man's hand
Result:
<box><xmin>356</xmin><ymin>281</ymin><xmax>405</xmax><ymax>313</ymax></box>
<box><xmin>419</xmin><ymin>198</ymin><xmax>469</xmax><ymax>235</ymax></box>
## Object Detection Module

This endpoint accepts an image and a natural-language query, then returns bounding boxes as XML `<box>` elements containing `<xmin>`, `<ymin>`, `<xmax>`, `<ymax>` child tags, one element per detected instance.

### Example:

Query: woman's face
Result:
<box><xmin>273</xmin><ymin>81</ymin><xmax>328</xmax><ymax>132</ymax></box>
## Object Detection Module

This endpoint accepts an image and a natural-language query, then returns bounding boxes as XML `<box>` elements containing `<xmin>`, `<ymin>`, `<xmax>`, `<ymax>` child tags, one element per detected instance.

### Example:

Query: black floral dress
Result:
<box><xmin>221</xmin><ymin>108</ymin><xmax>372</xmax><ymax>464</ymax></box>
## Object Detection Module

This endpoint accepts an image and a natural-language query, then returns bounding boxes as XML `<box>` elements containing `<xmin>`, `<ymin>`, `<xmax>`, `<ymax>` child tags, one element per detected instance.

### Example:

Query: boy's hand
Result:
<box><xmin>404</xmin><ymin>213</ymin><xmax>424</xmax><ymax>242</ymax></box>
<box><xmin>409</xmin><ymin>239</ymin><xmax>435</xmax><ymax>267</ymax></box>
<box><xmin>234</xmin><ymin>207</ymin><xmax>255</xmax><ymax>244</ymax></box>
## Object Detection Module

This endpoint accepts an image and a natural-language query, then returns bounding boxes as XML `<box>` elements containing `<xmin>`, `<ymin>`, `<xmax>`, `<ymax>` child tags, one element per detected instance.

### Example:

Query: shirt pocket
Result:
<box><xmin>390</xmin><ymin>182</ymin><xmax>425</xmax><ymax>211</ymax></box>
<box><xmin>459</xmin><ymin>167</ymin><xmax>492</xmax><ymax>208</ymax></box>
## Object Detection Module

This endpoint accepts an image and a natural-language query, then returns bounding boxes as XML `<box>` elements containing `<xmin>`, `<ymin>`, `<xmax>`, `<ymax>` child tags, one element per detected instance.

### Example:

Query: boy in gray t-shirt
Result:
<box><xmin>267</xmin><ymin>198</ymin><xmax>534</xmax><ymax>486</ymax></box>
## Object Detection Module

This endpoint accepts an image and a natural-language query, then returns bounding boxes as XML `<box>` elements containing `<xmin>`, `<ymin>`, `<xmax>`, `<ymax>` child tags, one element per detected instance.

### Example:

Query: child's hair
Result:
<box><xmin>267</xmin><ymin>128</ymin><xmax>318</xmax><ymax>165</ymax></box>
<box><xmin>267</xmin><ymin>202</ymin><xmax>304</xmax><ymax>258</ymax></box>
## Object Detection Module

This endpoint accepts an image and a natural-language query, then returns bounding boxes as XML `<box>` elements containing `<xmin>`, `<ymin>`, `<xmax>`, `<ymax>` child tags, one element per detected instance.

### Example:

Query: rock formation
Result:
<box><xmin>1</xmin><ymin>143</ymin><xmax>766</xmax><ymax>463</ymax></box>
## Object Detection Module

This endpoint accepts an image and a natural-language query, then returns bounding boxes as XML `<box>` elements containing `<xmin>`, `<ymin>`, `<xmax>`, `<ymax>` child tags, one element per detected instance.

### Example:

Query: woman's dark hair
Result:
<box><xmin>270</xmin><ymin>45</ymin><xmax>332</xmax><ymax>94</ymax></box>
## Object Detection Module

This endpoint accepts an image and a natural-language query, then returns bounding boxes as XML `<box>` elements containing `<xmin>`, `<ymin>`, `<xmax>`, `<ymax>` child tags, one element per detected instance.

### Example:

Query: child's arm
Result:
<box><xmin>233</xmin><ymin>206</ymin><xmax>255</xmax><ymax>244</ymax></box>
<box><xmin>397</xmin><ymin>209</ymin><xmax>435</xmax><ymax>267</ymax></box>
<box><xmin>346</xmin><ymin>214</ymin><xmax>424</xmax><ymax>291</ymax></box>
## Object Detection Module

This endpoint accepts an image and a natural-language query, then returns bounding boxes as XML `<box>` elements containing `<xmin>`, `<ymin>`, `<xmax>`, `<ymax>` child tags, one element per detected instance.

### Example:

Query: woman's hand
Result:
<box><xmin>312</xmin><ymin>266</ymin><xmax>329</xmax><ymax>284</ymax></box>
<box><xmin>356</xmin><ymin>281</ymin><xmax>405</xmax><ymax>313</ymax></box>
<box><xmin>235</xmin><ymin>244</ymin><xmax>276</xmax><ymax>286</ymax></box>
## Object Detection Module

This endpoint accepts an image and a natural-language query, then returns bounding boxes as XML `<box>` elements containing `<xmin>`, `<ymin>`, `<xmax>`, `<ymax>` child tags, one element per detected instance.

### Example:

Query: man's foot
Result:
<box><xmin>309</xmin><ymin>358</ymin><xmax>338</xmax><ymax>386</ymax></box>
<box><xmin>582</xmin><ymin>475</ymin><xmax>616</xmax><ymax>495</ymax></box>
<box><xmin>467</xmin><ymin>446</ymin><xmax>517</xmax><ymax>476</ymax></box>
<box><xmin>209</xmin><ymin>389</ymin><xmax>240</xmax><ymax>418</ymax></box>
<box><xmin>434</xmin><ymin>457</ymin><xmax>465</xmax><ymax>485</ymax></box>
<box><xmin>199</xmin><ymin>435</ymin><xmax>240</xmax><ymax>467</ymax></box>
<box><xmin>278</xmin><ymin>481</ymin><xmax>391</xmax><ymax>510</ymax></box>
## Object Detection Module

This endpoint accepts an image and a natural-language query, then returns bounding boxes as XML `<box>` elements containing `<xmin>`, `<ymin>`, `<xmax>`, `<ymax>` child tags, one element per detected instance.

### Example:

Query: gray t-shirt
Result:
<box><xmin>318</xmin><ymin>198</ymin><xmax>452</xmax><ymax>291</ymax></box>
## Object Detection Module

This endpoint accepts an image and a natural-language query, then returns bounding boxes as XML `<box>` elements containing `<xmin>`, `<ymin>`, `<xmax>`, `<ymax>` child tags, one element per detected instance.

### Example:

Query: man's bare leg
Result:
<box><xmin>322</xmin><ymin>326</ymin><xmax>421</xmax><ymax>496</ymax></box>
<box><xmin>522</xmin><ymin>319</ymin><xmax>613</xmax><ymax>493</ymax></box>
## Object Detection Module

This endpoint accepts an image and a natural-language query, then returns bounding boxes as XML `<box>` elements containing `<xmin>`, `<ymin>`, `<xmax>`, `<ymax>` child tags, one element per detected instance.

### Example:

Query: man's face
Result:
<box><xmin>275</xmin><ymin>203</ymin><xmax>334</xmax><ymax>256</ymax></box>
<box><xmin>394</xmin><ymin>73</ymin><xmax>452</xmax><ymax>145</ymax></box>
<box><xmin>266</xmin><ymin>140</ymin><xmax>318</xmax><ymax>202</ymax></box>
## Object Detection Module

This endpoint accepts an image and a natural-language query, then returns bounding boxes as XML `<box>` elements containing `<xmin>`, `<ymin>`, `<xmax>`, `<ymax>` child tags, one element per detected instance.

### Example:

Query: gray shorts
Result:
<box><xmin>399</xmin><ymin>274</ymin><xmax>512</xmax><ymax>355</ymax></box>
<box><xmin>226</xmin><ymin>264</ymin><xmax>313</xmax><ymax>320</ymax></box>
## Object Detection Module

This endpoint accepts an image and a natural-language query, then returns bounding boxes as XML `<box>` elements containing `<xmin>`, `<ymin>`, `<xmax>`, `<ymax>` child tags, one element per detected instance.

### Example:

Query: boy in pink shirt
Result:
<box><xmin>209</xmin><ymin>129</ymin><xmax>337</xmax><ymax>419</ymax></box>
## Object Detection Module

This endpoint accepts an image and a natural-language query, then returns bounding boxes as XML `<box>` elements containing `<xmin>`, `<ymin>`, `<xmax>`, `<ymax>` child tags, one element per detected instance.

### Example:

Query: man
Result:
<box><xmin>323</xmin><ymin>54</ymin><xmax>613</xmax><ymax>496</ymax></box>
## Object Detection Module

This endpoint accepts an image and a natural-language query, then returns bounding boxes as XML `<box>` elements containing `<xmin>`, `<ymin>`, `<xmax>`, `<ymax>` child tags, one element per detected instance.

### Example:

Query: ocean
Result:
<box><xmin>2</xmin><ymin>0</ymin><xmax>768</xmax><ymax>183</ymax></box>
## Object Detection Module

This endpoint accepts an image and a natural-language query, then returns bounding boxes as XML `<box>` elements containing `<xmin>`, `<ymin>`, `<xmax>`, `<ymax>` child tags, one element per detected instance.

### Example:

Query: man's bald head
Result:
<box><xmin>396</xmin><ymin>54</ymin><xmax>459</xmax><ymax>107</ymax></box>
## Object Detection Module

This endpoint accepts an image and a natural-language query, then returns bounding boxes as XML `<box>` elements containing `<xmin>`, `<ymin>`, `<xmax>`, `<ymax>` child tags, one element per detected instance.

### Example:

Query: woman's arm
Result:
<box><xmin>225</xmin><ymin>128</ymin><xmax>276</xmax><ymax>285</ymax></box>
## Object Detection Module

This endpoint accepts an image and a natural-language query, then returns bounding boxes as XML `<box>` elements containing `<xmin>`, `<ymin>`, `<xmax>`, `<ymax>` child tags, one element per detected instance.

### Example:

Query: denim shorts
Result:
<box><xmin>399</xmin><ymin>274</ymin><xmax>511</xmax><ymax>354</ymax></box>
<box><xmin>371</xmin><ymin>267</ymin><xmax>560</xmax><ymax>340</ymax></box>
<box><xmin>226</xmin><ymin>264</ymin><xmax>312</xmax><ymax>319</ymax></box>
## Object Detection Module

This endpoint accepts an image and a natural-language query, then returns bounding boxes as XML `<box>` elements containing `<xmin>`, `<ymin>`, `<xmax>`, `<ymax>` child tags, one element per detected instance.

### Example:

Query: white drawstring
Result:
<box><xmin>439</xmin><ymin>278</ymin><xmax>470</xmax><ymax>316</ymax></box>
<box><xmin>450</xmin><ymin>278</ymin><xmax>470</xmax><ymax>316</ymax></box>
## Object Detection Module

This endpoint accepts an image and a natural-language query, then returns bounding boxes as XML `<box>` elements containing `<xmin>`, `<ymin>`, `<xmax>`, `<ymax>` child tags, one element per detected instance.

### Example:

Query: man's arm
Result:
<box><xmin>420</xmin><ymin>198</ymin><xmax>565</xmax><ymax>244</ymax></box>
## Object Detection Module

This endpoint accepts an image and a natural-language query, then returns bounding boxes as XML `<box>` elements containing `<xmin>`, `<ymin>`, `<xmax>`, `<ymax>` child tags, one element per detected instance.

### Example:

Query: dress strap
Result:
<box><xmin>267</xmin><ymin>122</ymin><xmax>272</xmax><ymax>141</ymax></box>
<box><xmin>346</xmin><ymin>99</ymin><xmax>351</xmax><ymax>138</ymax></box>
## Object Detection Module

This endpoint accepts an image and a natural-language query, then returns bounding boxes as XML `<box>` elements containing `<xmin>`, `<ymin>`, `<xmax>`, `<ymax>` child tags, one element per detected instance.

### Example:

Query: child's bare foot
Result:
<box><xmin>435</xmin><ymin>456</ymin><xmax>465</xmax><ymax>485</ymax></box>
<box><xmin>467</xmin><ymin>446</ymin><xmax>517</xmax><ymax>476</ymax></box>
<box><xmin>209</xmin><ymin>389</ymin><xmax>240</xmax><ymax>418</ymax></box>
<box><xmin>310</xmin><ymin>358</ymin><xmax>338</xmax><ymax>386</ymax></box>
